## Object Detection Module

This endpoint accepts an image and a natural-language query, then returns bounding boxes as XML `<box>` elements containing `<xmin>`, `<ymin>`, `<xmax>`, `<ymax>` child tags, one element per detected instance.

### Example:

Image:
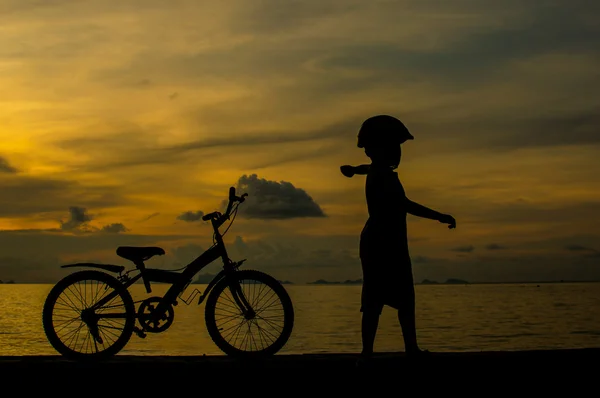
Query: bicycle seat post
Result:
<box><xmin>135</xmin><ymin>260</ymin><xmax>152</xmax><ymax>293</ymax></box>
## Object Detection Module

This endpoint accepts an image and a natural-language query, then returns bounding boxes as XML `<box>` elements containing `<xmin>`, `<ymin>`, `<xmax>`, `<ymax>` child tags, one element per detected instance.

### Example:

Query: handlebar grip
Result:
<box><xmin>229</xmin><ymin>186</ymin><xmax>236</xmax><ymax>200</ymax></box>
<box><xmin>202</xmin><ymin>212</ymin><xmax>214</xmax><ymax>221</ymax></box>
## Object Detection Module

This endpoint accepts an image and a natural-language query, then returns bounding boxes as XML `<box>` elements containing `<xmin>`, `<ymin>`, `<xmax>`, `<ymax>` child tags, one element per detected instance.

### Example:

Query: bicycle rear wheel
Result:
<box><xmin>205</xmin><ymin>269</ymin><xmax>294</xmax><ymax>357</ymax></box>
<box><xmin>42</xmin><ymin>270</ymin><xmax>135</xmax><ymax>359</ymax></box>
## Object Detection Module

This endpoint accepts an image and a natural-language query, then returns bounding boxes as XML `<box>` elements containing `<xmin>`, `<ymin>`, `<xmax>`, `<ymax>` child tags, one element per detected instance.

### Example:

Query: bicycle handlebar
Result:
<box><xmin>201</xmin><ymin>187</ymin><xmax>248</xmax><ymax>225</ymax></box>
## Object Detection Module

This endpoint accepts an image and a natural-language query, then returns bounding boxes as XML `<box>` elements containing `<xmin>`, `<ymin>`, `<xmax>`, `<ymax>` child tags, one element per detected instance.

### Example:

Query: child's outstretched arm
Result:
<box><xmin>340</xmin><ymin>164</ymin><xmax>371</xmax><ymax>178</ymax></box>
<box><xmin>406</xmin><ymin>198</ymin><xmax>456</xmax><ymax>229</ymax></box>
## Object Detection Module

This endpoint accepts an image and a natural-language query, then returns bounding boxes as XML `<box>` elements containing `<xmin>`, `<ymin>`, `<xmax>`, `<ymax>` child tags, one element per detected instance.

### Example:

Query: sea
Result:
<box><xmin>1</xmin><ymin>282</ymin><xmax>599</xmax><ymax>356</ymax></box>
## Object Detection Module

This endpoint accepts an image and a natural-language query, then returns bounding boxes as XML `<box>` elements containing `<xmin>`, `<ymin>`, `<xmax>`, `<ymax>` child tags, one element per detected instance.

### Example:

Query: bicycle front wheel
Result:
<box><xmin>42</xmin><ymin>270</ymin><xmax>135</xmax><ymax>359</ymax></box>
<box><xmin>205</xmin><ymin>269</ymin><xmax>294</xmax><ymax>357</ymax></box>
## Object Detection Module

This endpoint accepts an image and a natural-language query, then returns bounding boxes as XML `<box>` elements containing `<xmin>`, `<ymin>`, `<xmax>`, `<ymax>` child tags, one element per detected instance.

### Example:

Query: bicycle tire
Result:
<box><xmin>42</xmin><ymin>270</ymin><xmax>135</xmax><ymax>359</ymax></box>
<box><xmin>205</xmin><ymin>269</ymin><xmax>294</xmax><ymax>357</ymax></box>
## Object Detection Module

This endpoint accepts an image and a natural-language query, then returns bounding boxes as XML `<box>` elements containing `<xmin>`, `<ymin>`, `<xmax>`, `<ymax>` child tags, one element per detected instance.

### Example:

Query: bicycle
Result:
<box><xmin>42</xmin><ymin>187</ymin><xmax>295</xmax><ymax>359</ymax></box>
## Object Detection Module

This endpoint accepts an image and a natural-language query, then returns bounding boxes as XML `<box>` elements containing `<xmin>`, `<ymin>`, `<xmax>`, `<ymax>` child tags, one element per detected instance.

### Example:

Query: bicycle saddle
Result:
<box><xmin>116</xmin><ymin>246</ymin><xmax>165</xmax><ymax>262</ymax></box>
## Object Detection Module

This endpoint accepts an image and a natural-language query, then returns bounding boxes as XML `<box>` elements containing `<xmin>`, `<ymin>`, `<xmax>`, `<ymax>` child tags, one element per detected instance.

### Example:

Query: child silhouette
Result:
<box><xmin>342</xmin><ymin>115</ymin><xmax>456</xmax><ymax>363</ymax></box>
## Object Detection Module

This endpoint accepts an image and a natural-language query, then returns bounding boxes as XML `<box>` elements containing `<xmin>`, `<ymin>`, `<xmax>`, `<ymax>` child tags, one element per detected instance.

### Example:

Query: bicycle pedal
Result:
<box><xmin>134</xmin><ymin>327</ymin><xmax>147</xmax><ymax>339</ymax></box>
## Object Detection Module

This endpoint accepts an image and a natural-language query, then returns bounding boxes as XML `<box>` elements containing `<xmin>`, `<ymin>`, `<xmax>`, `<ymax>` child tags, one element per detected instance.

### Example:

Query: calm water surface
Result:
<box><xmin>1</xmin><ymin>283</ymin><xmax>599</xmax><ymax>355</ymax></box>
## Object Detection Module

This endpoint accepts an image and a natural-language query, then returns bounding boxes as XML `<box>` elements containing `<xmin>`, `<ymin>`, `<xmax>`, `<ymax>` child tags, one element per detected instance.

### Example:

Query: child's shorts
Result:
<box><xmin>360</xmin><ymin>254</ymin><xmax>415</xmax><ymax>314</ymax></box>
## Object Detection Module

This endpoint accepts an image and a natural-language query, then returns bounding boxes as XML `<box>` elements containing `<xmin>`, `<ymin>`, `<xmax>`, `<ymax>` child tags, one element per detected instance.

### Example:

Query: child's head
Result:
<box><xmin>357</xmin><ymin>115</ymin><xmax>413</xmax><ymax>168</ymax></box>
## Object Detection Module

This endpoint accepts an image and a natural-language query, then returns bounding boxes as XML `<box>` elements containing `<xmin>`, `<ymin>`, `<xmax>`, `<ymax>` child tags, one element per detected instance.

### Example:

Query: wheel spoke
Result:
<box><xmin>208</xmin><ymin>271</ymin><xmax>292</xmax><ymax>356</ymax></box>
<box><xmin>44</xmin><ymin>272</ymin><xmax>134</xmax><ymax>358</ymax></box>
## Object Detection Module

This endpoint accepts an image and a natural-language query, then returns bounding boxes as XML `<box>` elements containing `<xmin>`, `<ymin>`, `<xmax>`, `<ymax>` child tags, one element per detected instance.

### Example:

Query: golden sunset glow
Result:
<box><xmin>1</xmin><ymin>0</ymin><xmax>599</xmax><ymax>284</ymax></box>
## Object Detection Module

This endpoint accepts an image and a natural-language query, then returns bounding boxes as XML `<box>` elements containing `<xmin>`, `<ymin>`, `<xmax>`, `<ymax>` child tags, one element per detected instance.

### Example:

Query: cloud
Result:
<box><xmin>229</xmin><ymin>0</ymin><xmax>358</xmax><ymax>35</ymax></box>
<box><xmin>165</xmin><ymin>120</ymin><xmax>355</xmax><ymax>153</ymax></box>
<box><xmin>2</xmin><ymin>0</ymin><xmax>600</xmax><ymax>285</ymax></box>
<box><xmin>0</xmin><ymin>157</ymin><xmax>18</xmax><ymax>173</ymax></box>
<box><xmin>223</xmin><ymin>235</ymin><xmax>361</xmax><ymax>282</ymax></box>
<box><xmin>176</xmin><ymin>211</ymin><xmax>205</xmax><ymax>222</ymax></box>
<box><xmin>0</xmin><ymin>173</ymin><xmax>129</xmax><ymax>218</ymax></box>
<box><xmin>170</xmin><ymin>242</ymin><xmax>205</xmax><ymax>268</ymax></box>
<box><xmin>0</xmin><ymin>255</ymin><xmax>62</xmax><ymax>284</ymax></box>
<box><xmin>413</xmin><ymin>255</ymin><xmax>431</xmax><ymax>263</ymax></box>
<box><xmin>233</xmin><ymin>174</ymin><xmax>326</xmax><ymax>219</ymax></box>
<box><xmin>60</xmin><ymin>206</ymin><xmax>93</xmax><ymax>231</ymax></box>
<box><xmin>564</xmin><ymin>244</ymin><xmax>600</xmax><ymax>258</ymax></box>
<box><xmin>451</xmin><ymin>245</ymin><xmax>475</xmax><ymax>253</ymax></box>
<box><xmin>486</xmin><ymin>243</ymin><xmax>508</xmax><ymax>250</ymax></box>
<box><xmin>564</xmin><ymin>244</ymin><xmax>594</xmax><ymax>252</ymax></box>
<box><xmin>48</xmin><ymin>119</ymin><xmax>356</xmax><ymax>171</ymax></box>
<box><xmin>53</xmin><ymin>207</ymin><xmax>128</xmax><ymax>234</ymax></box>
<box><xmin>100</xmin><ymin>223</ymin><xmax>128</xmax><ymax>234</ymax></box>
<box><xmin>464</xmin><ymin>109</ymin><xmax>600</xmax><ymax>151</ymax></box>
<box><xmin>233</xmin><ymin>235</ymin><xmax>248</xmax><ymax>255</ymax></box>
<box><xmin>139</xmin><ymin>212</ymin><xmax>160</xmax><ymax>222</ymax></box>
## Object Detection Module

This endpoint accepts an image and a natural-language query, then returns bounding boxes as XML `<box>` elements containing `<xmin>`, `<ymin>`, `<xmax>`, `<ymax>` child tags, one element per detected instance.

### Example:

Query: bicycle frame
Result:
<box><xmin>72</xmin><ymin>189</ymin><xmax>253</xmax><ymax>324</ymax></box>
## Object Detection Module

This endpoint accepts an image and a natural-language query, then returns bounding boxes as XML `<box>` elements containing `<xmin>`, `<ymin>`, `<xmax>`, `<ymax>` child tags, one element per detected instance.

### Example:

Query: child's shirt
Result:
<box><xmin>360</xmin><ymin>164</ymin><xmax>409</xmax><ymax>258</ymax></box>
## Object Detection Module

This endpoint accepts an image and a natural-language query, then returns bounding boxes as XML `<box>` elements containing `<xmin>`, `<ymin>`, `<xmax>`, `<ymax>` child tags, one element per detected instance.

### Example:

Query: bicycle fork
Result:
<box><xmin>227</xmin><ymin>278</ymin><xmax>255</xmax><ymax>319</ymax></box>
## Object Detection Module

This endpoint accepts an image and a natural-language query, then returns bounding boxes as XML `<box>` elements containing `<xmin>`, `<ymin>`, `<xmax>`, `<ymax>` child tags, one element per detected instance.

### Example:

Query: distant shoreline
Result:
<box><xmin>2</xmin><ymin>280</ymin><xmax>599</xmax><ymax>285</ymax></box>
<box><xmin>304</xmin><ymin>278</ymin><xmax>600</xmax><ymax>286</ymax></box>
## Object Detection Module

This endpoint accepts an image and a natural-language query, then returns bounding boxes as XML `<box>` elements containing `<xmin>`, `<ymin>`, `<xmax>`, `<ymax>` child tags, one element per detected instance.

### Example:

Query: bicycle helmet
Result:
<box><xmin>357</xmin><ymin>115</ymin><xmax>414</xmax><ymax>148</ymax></box>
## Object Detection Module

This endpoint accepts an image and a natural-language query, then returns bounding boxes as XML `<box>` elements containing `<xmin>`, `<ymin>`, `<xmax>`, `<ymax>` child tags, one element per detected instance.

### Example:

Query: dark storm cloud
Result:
<box><xmin>232</xmin><ymin>174</ymin><xmax>325</xmax><ymax>219</ymax></box>
<box><xmin>0</xmin><ymin>157</ymin><xmax>18</xmax><ymax>173</ymax></box>
<box><xmin>176</xmin><ymin>211</ymin><xmax>205</xmax><ymax>222</ymax></box>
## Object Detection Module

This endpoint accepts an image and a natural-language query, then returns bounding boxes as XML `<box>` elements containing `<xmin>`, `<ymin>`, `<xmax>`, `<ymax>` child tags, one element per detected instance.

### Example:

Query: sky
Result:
<box><xmin>0</xmin><ymin>0</ymin><xmax>599</xmax><ymax>283</ymax></box>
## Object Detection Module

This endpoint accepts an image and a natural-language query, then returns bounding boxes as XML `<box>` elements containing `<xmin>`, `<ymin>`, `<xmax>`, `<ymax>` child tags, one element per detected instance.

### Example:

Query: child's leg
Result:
<box><xmin>397</xmin><ymin>305</ymin><xmax>418</xmax><ymax>352</ymax></box>
<box><xmin>361</xmin><ymin>311</ymin><xmax>380</xmax><ymax>356</ymax></box>
<box><xmin>397</xmin><ymin>283</ymin><xmax>420</xmax><ymax>352</ymax></box>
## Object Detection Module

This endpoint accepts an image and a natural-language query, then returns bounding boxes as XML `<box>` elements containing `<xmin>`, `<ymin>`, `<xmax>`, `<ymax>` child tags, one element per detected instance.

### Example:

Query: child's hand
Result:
<box><xmin>340</xmin><ymin>165</ymin><xmax>355</xmax><ymax>178</ymax></box>
<box><xmin>438</xmin><ymin>214</ymin><xmax>456</xmax><ymax>229</ymax></box>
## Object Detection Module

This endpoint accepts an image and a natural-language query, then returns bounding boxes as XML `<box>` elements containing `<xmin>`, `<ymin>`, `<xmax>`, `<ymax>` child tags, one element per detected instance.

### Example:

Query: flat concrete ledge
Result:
<box><xmin>2</xmin><ymin>349</ymin><xmax>597</xmax><ymax>391</ymax></box>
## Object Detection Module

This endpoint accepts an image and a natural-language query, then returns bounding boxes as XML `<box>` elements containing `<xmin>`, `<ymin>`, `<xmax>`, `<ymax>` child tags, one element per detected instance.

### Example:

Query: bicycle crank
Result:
<box><xmin>137</xmin><ymin>297</ymin><xmax>175</xmax><ymax>333</ymax></box>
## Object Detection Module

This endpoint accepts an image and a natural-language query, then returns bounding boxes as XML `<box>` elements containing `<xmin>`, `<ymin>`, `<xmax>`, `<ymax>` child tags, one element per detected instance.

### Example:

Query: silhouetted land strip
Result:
<box><xmin>1</xmin><ymin>348</ymin><xmax>597</xmax><ymax>389</ymax></box>
<box><xmin>305</xmin><ymin>278</ymin><xmax>600</xmax><ymax>285</ymax></box>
